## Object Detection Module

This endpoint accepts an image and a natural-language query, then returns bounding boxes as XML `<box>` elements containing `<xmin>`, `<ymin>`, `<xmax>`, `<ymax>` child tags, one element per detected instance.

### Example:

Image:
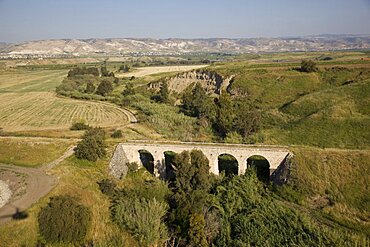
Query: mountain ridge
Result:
<box><xmin>1</xmin><ymin>34</ymin><xmax>369</xmax><ymax>58</ymax></box>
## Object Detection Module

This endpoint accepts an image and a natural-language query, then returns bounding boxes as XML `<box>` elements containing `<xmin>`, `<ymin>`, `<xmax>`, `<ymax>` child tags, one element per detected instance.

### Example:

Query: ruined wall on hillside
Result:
<box><xmin>149</xmin><ymin>70</ymin><xmax>234</xmax><ymax>95</ymax></box>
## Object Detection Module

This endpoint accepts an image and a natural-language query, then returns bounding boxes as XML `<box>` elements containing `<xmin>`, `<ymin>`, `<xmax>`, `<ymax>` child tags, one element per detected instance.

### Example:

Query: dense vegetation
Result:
<box><xmin>102</xmin><ymin>149</ymin><xmax>368</xmax><ymax>246</ymax></box>
<box><xmin>74</xmin><ymin>127</ymin><xmax>106</xmax><ymax>161</ymax></box>
<box><xmin>38</xmin><ymin>195</ymin><xmax>91</xmax><ymax>244</ymax></box>
<box><xmin>56</xmin><ymin>66</ymin><xmax>119</xmax><ymax>100</ymax></box>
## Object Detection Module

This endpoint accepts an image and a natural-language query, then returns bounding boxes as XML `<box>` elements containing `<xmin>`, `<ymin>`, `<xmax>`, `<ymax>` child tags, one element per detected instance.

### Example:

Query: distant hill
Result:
<box><xmin>0</xmin><ymin>34</ymin><xmax>369</xmax><ymax>58</ymax></box>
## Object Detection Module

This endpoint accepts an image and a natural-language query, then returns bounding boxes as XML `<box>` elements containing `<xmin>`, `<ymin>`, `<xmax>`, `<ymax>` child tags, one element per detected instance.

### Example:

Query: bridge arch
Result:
<box><xmin>138</xmin><ymin>149</ymin><xmax>155</xmax><ymax>174</ymax></box>
<box><xmin>247</xmin><ymin>155</ymin><xmax>270</xmax><ymax>182</ymax></box>
<box><xmin>218</xmin><ymin>153</ymin><xmax>238</xmax><ymax>177</ymax></box>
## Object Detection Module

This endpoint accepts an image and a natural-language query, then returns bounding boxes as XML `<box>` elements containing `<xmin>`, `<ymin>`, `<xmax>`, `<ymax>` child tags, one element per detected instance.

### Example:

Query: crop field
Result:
<box><xmin>119</xmin><ymin>64</ymin><xmax>208</xmax><ymax>77</ymax></box>
<box><xmin>0</xmin><ymin>69</ymin><xmax>129</xmax><ymax>131</ymax></box>
<box><xmin>0</xmin><ymin>92</ymin><xmax>128</xmax><ymax>131</ymax></box>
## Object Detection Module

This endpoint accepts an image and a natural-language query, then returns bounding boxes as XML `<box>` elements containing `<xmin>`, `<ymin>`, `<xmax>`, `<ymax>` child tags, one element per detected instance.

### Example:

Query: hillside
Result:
<box><xmin>1</xmin><ymin>35</ymin><xmax>369</xmax><ymax>58</ymax></box>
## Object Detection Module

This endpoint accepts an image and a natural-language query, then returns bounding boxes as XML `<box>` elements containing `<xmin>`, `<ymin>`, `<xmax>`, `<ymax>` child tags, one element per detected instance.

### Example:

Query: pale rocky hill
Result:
<box><xmin>1</xmin><ymin>35</ymin><xmax>369</xmax><ymax>58</ymax></box>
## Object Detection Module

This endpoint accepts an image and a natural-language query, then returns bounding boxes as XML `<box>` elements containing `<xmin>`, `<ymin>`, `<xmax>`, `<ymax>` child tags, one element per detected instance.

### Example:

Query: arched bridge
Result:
<box><xmin>109</xmin><ymin>141</ymin><xmax>292</xmax><ymax>179</ymax></box>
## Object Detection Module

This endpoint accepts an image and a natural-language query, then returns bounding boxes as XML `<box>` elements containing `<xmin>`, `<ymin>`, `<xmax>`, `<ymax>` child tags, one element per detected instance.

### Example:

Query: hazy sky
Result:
<box><xmin>0</xmin><ymin>0</ymin><xmax>370</xmax><ymax>43</ymax></box>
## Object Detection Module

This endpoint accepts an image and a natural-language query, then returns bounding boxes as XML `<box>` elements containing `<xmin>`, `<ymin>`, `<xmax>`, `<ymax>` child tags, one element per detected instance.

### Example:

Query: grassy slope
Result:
<box><xmin>0</xmin><ymin>137</ymin><xmax>73</xmax><ymax>167</ymax></box>
<box><xmin>210</xmin><ymin>60</ymin><xmax>370</xmax><ymax>148</ymax></box>
<box><xmin>285</xmin><ymin>148</ymin><xmax>370</xmax><ymax>237</ymax></box>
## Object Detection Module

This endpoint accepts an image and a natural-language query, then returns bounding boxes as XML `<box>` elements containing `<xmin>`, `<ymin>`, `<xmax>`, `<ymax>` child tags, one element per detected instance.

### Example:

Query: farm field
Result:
<box><xmin>0</xmin><ymin>69</ymin><xmax>130</xmax><ymax>131</ymax></box>
<box><xmin>119</xmin><ymin>64</ymin><xmax>208</xmax><ymax>77</ymax></box>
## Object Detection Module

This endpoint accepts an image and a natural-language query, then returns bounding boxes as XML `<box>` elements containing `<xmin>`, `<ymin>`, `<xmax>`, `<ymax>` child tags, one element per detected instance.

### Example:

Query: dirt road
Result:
<box><xmin>0</xmin><ymin>146</ymin><xmax>75</xmax><ymax>224</ymax></box>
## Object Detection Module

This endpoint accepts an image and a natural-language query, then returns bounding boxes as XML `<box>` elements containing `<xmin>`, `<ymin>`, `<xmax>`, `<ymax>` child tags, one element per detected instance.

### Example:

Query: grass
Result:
<box><xmin>0</xmin><ymin>137</ymin><xmax>73</xmax><ymax>167</ymax></box>
<box><xmin>275</xmin><ymin>147</ymin><xmax>370</xmax><ymax>236</ymax></box>
<box><xmin>207</xmin><ymin>59</ymin><xmax>370</xmax><ymax>149</ymax></box>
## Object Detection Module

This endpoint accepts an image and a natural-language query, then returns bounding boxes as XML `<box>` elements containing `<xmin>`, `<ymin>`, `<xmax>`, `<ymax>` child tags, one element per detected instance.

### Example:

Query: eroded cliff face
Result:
<box><xmin>149</xmin><ymin>70</ymin><xmax>234</xmax><ymax>95</ymax></box>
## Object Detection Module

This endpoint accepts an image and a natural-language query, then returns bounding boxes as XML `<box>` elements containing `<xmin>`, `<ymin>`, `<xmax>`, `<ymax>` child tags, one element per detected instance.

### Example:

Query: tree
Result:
<box><xmin>182</xmin><ymin>83</ymin><xmax>215</xmax><ymax>119</ymax></box>
<box><xmin>122</xmin><ymin>82</ymin><xmax>135</xmax><ymax>96</ymax></box>
<box><xmin>38</xmin><ymin>195</ymin><xmax>91</xmax><ymax>244</ymax></box>
<box><xmin>85</xmin><ymin>81</ymin><xmax>95</xmax><ymax>94</ymax></box>
<box><xmin>74</xmin><ymin>127</ymin><xmax>106</xmax><ymax>161</ymax></box>
<box><xmin>172</xmin><ymin>150</ymin><xmax>211</xmax><ymax>193</ymax></box>
<box><xmin>119</xmin><ymin>64</ymin><xmax>130</xmax><ymax>72</ymax></box>
<box><xmin>188</xmin><ymin>213</ymin><xmax>208</xmax><ymax>247</ymax></box>
<box><xmin>300</xmin><ymin>60</ymin><xmax>318</xmax><ymax>73</ymax></box>
<box><xmin>159</xmin><ymin>81</ymin><xmax>170</xmax><ymax>103</ymax></box>
<box><xmin>101</xmin><ymin>66</ymin><xmax>110</xmax><ymax>76</ymax></box>
<box><xmin>96</xmin><ymin>80</ymin><xmax>113</xmax><ymax>96</ymax></box>
<box><xmin>214</xmin><ymin>91</ymin><xmax>235</xmax><ymax>137</ymax></box>
<box><xmin>169</xmin><ymin>150</ymin><xmax>213</xmax><ymax>242</ymax></box>
<box><xmin>233</xmin><ymin>97</ymin><xmax>261</xmax><ymax>138</ymax></box>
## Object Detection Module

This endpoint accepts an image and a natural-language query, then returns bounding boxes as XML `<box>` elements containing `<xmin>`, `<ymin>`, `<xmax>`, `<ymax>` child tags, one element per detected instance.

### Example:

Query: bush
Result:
<box><xmin>38</xmin><ymin>195</ymin><xmax>91</xmax><ymax>244</ymax></box>
<box><xmin>70</xmin><ymin>121</ymin><xmax>90</xmax><ymax>130</ymax></box>
<box><xmin>74</xmin><ymin>127</ymin><xmax>106</xmax><ymax>161</ymax></box>
<box><xmin>96</xmin><ymin>80</ymin><xmax>113</xmax><ymax>96</ymax></box>
<box><xmin>111</xmin><ymin>129</ymin><xmax>123</xmax><ymax>138</ymax></box>
<box><xmin>127</xmin><ymin>162</ymin><xmax>139</xmax><ymax>172</ymax></box>
<box><xmin>98</xmin><ymin>179</ymin><xmax>116</xmax><ymax>196</ymax></box>
<box><xmin>112</xmin><ymin>197</ymin><xmax>168</xmax><ymax>247</ymax></box>
<box><xmin>300</xmin><ymin>60</ymin><xmax>318</xmax><ymax>73</ymax></box>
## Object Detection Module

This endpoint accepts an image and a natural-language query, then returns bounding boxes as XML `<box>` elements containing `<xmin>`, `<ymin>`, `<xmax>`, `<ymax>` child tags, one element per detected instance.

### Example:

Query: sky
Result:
<box><xmin>0</xmin><ymin>0</ymin><xmax>369</xmax><ymax>43</ymax></box>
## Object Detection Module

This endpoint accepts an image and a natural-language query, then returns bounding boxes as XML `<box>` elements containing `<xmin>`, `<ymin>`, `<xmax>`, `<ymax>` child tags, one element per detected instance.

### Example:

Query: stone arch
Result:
<box><xmin>138</xmin><ymin>149</ymin><xmax>154</xmax><ymax>174</ymax></box>
<box><xmin>218</xmin><ymin>153</ymin><xmax>239</xmax><ymax>177</ymax></box>
<box><xmin>164</xmin><ymin>151</ymin><xmax>177</xmax><ymax>181</ymax></box>
<box><xmin>247</xmin><ymin>155</ymin><xmax>270</xmax><ymax>182</ymax></box>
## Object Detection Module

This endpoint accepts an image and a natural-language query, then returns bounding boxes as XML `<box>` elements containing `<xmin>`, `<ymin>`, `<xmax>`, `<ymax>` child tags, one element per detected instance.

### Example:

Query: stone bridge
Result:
<box><xmin>109</xmin><ymin>141</ymin><xmax>292</xmax><ymax>180</ymax></box>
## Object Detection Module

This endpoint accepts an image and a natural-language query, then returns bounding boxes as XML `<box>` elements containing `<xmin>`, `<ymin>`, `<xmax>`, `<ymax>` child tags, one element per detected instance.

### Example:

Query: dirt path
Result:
<box><xmin>0</xmin><ymin>146</ymin><xmax>75</xmax><ymax>224</ymax></box>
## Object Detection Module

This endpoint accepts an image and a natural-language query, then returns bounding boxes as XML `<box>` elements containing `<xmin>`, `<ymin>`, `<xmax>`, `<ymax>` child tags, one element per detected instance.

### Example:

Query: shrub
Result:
<box><xmin>74</xmin><ymin>127</ymin><xmax>106</xmax><ymax>161</ymax></box>
<box><xmin>111</xmin><ymin>129</ymin><xmax>123</xmax><ymax>138</ymax></box>
<box><xmin>127</xmin><ymin>162</ymin><xmax>139</xmax><ymax>172</ymax></box>
<box><xmin>96</xmin><ymin>80</ymin><xmax>113</xmax><ymax>96</ymax></box>
<box><xmin>70</xmin><ymin>120</ymin><xmax>90</xmax><ymax>130</ymax></box>
<box><xmin>112</xmin><ymin>198</ymin><xmax>168</xmax><ymax>247</ymax></box>
<box><xmin>98</xmin><ymin>179</ymin><xmax>116</xmax><ymax>196</ymax></box>
<box><xmin>38</xmin><ymin>195</ymin><xmax>91</xmax><ymax>244</ymax></box>
<box><xmin>300</xmin><ymin>60</ymin><xmax>318</xmax><ymax>73</ymax></box>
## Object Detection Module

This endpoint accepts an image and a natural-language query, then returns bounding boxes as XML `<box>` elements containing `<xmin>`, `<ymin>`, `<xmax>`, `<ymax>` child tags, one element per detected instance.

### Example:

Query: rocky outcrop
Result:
<box><xmin>149</xmin><ymin>70</ymin><xmax>234</xmax><ymax>95</ymax></box>
<box><xmin>0</xmin><ymin>180</ymin><xmax>12</xmax><ymax>209</ymax></box>
<box><xmin>109</xmin><ymin>145</ymin><xmax>130</xmax><ymax>179</ymax></box>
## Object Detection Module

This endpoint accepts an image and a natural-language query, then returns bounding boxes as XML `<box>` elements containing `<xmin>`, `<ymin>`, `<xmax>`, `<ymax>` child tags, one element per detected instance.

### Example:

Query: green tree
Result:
<box><xmin>85</xmin><ymin>81</ymin><xmax>95</xmax><ymax>94</ymax></box>
<box><xmin>300</xmin><ymin>59</ymin><xmax>318</xmax><ymax>73</ymax></box>
<box><xmin>169</xmin><ymin>150</ymin><xmax>214</xmax><ymax>243</ymax></box>
<box><xmin>233</xmin><ymin>97</ymin><xmax>261</xmax><ymax>138</ymax></box>
<box><xmin>74</xmin><ymin>127</ymin><xmax>106</xmax><ymax>161</ymax></box>
<box><xmin>214</xmin><ymin>91</ymin><xmax>235</xmax><ymax>137</ymax></box>
<box><xmin>182</xmin><ymin>82</ymin><xmax>215</xmax><ymax>119</ymax></box>
<box><xmin>38</xmin><ymin>195</ymin><xmax>91</xmax><ymax>244</ymax></box>
<box><xmin>96</xmin><ymin>79</ymin><xmax>113</xmax><ymax>96</ymax></box>
<box><xmin>188</xmin><ymin>213</ymin><xmax>208</xmax><ymax>247</ymax></box>
<box><xmin>101</xmin><ymin>66</ymin><xmax>109</xmax><ymax>76</ymax></box>
<box><xmin>172</xmin><ymin>150</ymin><xmax>211</xmax><ymax>193</ymax></box>
<box><xmin>159</xmin><ymin>81</ymin><xmax>170</xmax><ymax>103</ymax></box>
<box><xmin>122</xmin><ymin>82</ymin><xmax>135</xmax><ymax>96</ymax></box>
